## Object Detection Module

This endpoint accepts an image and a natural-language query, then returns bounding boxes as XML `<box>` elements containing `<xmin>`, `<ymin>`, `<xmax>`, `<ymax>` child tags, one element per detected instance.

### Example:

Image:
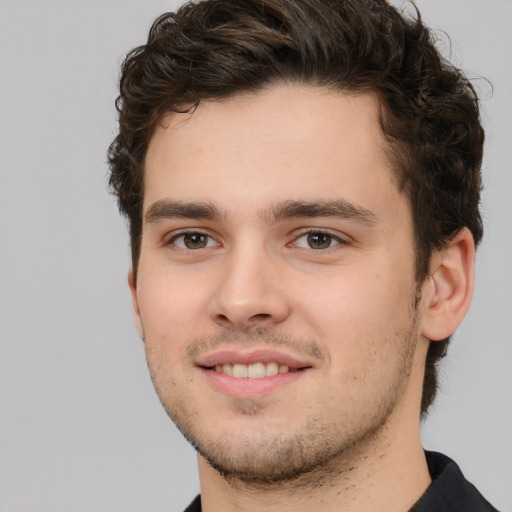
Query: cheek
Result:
<box><xmin>299</xmin><ymin>264</ymin><xmax>415</xmax><ymax>365</ymax></box>
<box><xmin>139</xmin><ymin>269</ymin><xmax>208</xmax><ymax>328</ymax></box>
<box><xmin>136</xmin><ymin>273</ymin><xmax>202</xmax><ymax>370</ymax></box>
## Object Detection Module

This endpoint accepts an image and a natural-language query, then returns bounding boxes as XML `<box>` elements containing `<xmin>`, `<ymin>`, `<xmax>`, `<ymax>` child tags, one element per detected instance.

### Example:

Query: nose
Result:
<box><xmin>208</xmin><ymin>246</ymin><xmax>292</xmax><ymax>332</ymax></box>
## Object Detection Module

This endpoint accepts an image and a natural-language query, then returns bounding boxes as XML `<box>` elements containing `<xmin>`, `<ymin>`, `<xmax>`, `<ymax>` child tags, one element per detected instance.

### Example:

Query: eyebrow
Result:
<box><xmin>144</xmin><ymin>198</ymin><xmax>377</xmax><ymax>227</ymax></box>
<box><xmin>145</xmin><ymin>200</ymin><xmax>224</xmax><ymax>224</ymax></box>
<box><xmin>263</xmin><ymin>199</ymin><xmax>377</xmax><ymax>226</ymax></box>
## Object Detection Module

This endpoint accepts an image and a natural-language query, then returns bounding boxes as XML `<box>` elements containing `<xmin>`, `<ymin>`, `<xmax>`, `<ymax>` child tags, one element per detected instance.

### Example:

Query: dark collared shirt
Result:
<box><xmin>410</xmin><ymin>451</ymin><xmax>498</xmax><ymax>511</ymax></box>
<box><xmin>184</xmin><ymin>451</ymin><xmax>499</xmax><ymax>511</ymax></box>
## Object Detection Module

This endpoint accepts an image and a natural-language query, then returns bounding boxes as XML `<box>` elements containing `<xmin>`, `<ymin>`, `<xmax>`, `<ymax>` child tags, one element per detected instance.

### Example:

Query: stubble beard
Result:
<box><xmin>146</xmin><ymin>308</ymin><xmax>420</xmax><ymax>489</ymax></box>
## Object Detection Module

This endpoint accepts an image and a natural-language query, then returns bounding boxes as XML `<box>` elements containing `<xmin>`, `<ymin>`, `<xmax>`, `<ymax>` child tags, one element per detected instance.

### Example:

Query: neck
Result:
<box><xmin>197</xmin><ymin>340</ymin><xmax>432</xmax><ymax>512</ymax></box>
<box><xmin>197</xmin><ymin>415</ymin><xmax>430</xmax><ymax>512</ymax></box>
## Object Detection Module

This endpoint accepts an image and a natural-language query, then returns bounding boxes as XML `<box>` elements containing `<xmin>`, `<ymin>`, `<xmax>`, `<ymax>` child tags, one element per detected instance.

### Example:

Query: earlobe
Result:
<box><xmin>420</xmin><ymin>228</ymin><xmax>475</xmax><ymax>341</ymax></box>
<box><xmin>128</xmin><ymin>269</ymin><xmax>144</xmax><ymax>339</ymax></box>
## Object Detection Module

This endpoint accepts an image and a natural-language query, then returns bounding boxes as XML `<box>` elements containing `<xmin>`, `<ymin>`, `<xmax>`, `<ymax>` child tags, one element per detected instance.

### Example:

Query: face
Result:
<box><xmin>132</xmin><ymin>86</ymin><xmax>429</xmax><ymax>483</ymax></box>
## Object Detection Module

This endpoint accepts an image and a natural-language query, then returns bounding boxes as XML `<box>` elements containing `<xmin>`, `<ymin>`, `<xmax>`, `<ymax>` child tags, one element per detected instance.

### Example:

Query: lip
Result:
<box><xmin>200</xmin><ymin>366</ymin><xmax>309</xmax><ymax>398</ymax></box>
<box><xmin>196</xmin><ymin>349</ymin><xmax>314</xmax><ymax>398</ymax></box>
<box><xmin>196</xmin><ymin>348</ymin><xmax>315</xmax><ymax>369</ymax></box>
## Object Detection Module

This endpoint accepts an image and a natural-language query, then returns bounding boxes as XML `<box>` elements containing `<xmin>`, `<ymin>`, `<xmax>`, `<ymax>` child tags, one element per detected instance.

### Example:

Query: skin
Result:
<box><xmin>129</xmin><ymin>86</ymin><xmax>475</xmax><ymax>511</ymax></box>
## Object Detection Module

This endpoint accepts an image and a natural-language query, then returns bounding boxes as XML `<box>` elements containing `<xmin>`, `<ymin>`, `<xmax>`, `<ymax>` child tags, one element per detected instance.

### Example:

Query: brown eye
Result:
<box><xmin>291</xmin><ymin>231</ymin><xmax>343</xmax><ymax>250</ymax></box>
<box><xmin>172</xmin><ymin>233</ymin><xmax>216</xmax><ymax>249</ymax></box>
<box><xmin>184</xmin><ymin>233</ymin><xmax>208</xmax><ymax>249</ymax></box>
<box><xmin>307</xmin><ymin>232</ymin><xmax>333</xmax><ymax>249</ymax></box>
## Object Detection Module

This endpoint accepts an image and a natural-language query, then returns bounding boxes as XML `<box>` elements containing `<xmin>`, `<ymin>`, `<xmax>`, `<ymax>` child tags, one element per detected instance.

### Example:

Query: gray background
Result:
<box><xmin>0</xmin><ymin>1</ymin><xmax>510</xmax><ymax>511</ymax></box>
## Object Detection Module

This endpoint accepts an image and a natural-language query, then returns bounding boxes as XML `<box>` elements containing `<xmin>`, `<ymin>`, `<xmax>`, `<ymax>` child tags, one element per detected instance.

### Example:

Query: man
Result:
<box><xmin>108</xmin><ymin>0</ymin><xmax>498</xmax><ymax>510</ymax></box>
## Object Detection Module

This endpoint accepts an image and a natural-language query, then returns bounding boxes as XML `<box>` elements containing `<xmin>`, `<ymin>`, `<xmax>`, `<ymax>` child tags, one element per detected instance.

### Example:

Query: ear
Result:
<box><xmin>128</xmin><ymin>269</ymin><xmax>144</xmax><ymax>339</ymax></box>
<box><xmin>420</xmin><ymin>228</ymin><xmax>475</xmax><ymax>341</ymax></box>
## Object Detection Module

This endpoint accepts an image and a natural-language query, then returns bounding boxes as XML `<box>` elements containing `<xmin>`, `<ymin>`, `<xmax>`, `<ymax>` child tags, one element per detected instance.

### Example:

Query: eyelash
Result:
<box><xmin>289</xmin><ymin>229</ymin><xmax>348</xmax><ymax>251</ymax></box>
<box><xmin>166</xmin><ymin>230</ymin><xmax>219</xmax><ymax>250</ymax></box>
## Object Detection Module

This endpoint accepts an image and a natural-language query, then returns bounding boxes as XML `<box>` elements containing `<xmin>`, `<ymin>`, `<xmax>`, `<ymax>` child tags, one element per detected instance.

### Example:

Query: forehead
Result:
<box><xmin>143</xmin><ymin>86</ymin><xmax>402</xmax><ymax>220</ymax></box>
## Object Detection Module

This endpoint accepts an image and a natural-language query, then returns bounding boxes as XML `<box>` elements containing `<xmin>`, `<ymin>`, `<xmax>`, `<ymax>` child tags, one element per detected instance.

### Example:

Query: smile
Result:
<box><xmin>213</xmin><ymin>362</ymin><xmax>296</xmax><ymax>378</ymax></box>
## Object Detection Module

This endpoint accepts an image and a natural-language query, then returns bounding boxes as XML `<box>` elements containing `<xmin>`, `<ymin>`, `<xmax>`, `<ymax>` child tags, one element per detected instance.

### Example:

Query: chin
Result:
<box><xmin>195</xmin><ymin>431</ymin><xmax>337</xmax><ymax>484</ymax></box>
<box><xmin>169</xmin><ymin>404</ymin><xmax>392</xmax><ymax>487</ymax></box>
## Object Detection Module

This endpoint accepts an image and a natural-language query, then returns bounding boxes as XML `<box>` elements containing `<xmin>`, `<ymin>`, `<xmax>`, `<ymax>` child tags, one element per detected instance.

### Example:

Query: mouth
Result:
<box><xmin>210</xmin><ymin>361</ymin><xmax>303</xmax><ymax>378</ymax></box>
<box><xmin>196</xmin><ymin>350</ymin><xmax>313</xmax><ymax>397</ymax></box>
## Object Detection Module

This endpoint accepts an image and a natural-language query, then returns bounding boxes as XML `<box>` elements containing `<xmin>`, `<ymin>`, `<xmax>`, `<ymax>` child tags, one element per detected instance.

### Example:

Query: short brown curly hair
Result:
<box><xmin>108</xmin><ymin>0</ymin><xmax>484</xmax><ymax>416</ymax></box>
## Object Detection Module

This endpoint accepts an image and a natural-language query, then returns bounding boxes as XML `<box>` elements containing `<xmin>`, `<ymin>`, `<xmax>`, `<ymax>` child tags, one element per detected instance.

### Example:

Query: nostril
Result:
<box><xmin>215</xmin><ymin>314</ymin><xmax>231</xmax><ymax>324</ymax></box>
<box><xmin>250</xmin><ymin>313</ymin><xmax>271</xmax><ymax>320</ymax></box>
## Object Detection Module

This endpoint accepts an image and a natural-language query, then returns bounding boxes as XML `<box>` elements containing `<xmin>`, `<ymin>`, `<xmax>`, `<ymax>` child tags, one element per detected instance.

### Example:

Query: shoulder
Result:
<box><xmin>183</xmin><ymin>495</ymin><xmax>201</xmax><ymax>512</ymax></box>
<box><xmin>410</xmin><ymin>451</ymin><xmax>500</xmax><ymax>512</ymax></box>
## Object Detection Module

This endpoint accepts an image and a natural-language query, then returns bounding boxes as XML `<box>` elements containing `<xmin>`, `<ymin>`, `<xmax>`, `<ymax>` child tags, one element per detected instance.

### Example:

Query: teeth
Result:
<box><xmin>247</xmin><ymin>362</ymin><xmax>266</xmax><ymax>378</ymax></box>
<box><xmin>213</xmin><ymin>362</ymin><xmax>291</xmax><ymax>378</ymax></box>
<box><xmin>232</xmin><ymin>364</ymin><xmax>248</xmax><ymax>378</ymax></box>
<box><xmin>266</xmin><ymin>362</ymin><xmax>278</xmax><ymax>376</ymax></box>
